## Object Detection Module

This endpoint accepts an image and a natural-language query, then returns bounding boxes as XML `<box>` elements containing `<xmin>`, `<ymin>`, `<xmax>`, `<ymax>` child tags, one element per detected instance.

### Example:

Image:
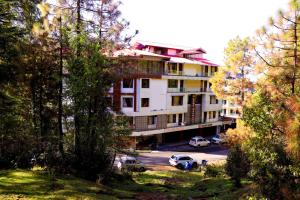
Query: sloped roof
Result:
<box><xmin>135</xmin><ymin>40</ymin><xmax>193</xmax><ymax>50</ymax></box>
<box><xmin>169</xmin><ymin>57</ymin><xmax>208</xmax><ymax>65</ymax></box>
<box><xmin>113</xmin><ymin>49</ymin><xmax>170</xmax><ymax>59</ymax></box>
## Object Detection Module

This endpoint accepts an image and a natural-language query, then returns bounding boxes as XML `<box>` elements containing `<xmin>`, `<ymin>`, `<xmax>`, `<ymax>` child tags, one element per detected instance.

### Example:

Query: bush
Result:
<box><xmin>225</xmin><ymin>144</ymin><xmax>250</xmax><ymax>187</ymax></box>
<box><xmin>204</xmin><ymin>164</ymin><xmax>224</xmax><ymax>177</ymax></box>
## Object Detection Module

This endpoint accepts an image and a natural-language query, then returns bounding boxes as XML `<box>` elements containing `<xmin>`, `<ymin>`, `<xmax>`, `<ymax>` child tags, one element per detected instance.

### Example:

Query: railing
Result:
<box><xmin>167</xmin><ymin>88</ymin><xmax>213</xmax><ymax>93</ymax></box>
<box><xmin>164</xmin><ymin>71</ymin><xmax>210</xmax><ymax>77</ymax></box>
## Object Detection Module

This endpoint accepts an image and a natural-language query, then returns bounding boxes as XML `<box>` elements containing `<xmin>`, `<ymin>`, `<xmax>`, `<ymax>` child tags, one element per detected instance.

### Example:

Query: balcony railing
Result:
<box><xmin>167</xmin><ymin>87</ymin><xmax>213</xmax><ymax>93</ymax></box>
<box><xmin>165</xmin><ymin>71</ymin><xmax>210</xmax><ymax>77</ymax></box>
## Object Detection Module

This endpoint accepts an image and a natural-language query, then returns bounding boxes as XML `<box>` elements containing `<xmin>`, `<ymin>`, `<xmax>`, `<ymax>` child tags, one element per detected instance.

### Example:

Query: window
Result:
<box><xmin>141</xmin><ymin>98</ymin><xmax>149</xmax><ymax>107</ymax></box>
<box><xmin>196</xmin><ymin>95</ymin><xmax>202</xmax><ymax>104</ymax></box>
<box><xmin>148</xmin><ymin>115</ymin><xmax>157</xmax><ymax>125</ymax></box>
<box><xmin>123</xmin><ymin>79</ymin><xmax>133</xmax><ymax>88</ymax></box>
<box><xmin>168</xmin><ymin>79</ymin><xmax>178</xmax><ymax>88</ymax></box>
<box><xmin>168</xmin><ymin>114</ymin><xmax>176</xmax><ymax>123</ymax></box>
<box><xmin>168</xmin><ymin>63</ymin><xmax>177</xmax><ymax>72</ymax></box>
<box><xmin>213</xmin><ymin>111</ymin><xmax>216</xmax><ymax>118</ymax></box>
<box><xmin>223</xmin><ymin>100</ymin><xmax>227</xmax><ymax>105</ymax></box>
<box><xmin>172</xmin><ymin>96</ymin><xmax>183</xmax><ymax>106</ymax></box>
<box><xmin>122</xmin><ymin>97</ymin><xmax>133</xmax><ymax>108</ymax></box>
<box><xmin>141</xmin><ymin>79</ymin><xmax>150</xmax><ymax>88</ymax></box>
<box><xmin>223</xmin><ymin>109</ymin><xmax>227</xmax><ymax>114</ymax></box>
<box><xmin>210</xmin><ymin>95</ymin><xmax>218</xmax><ymax>104</ymax></box>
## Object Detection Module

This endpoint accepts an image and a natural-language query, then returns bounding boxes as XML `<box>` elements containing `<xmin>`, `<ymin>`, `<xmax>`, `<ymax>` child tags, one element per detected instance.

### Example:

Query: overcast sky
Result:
<box><xmin>120</xmin><ymin>0</ymin><xmax>289</xmax><ymax>65</ymax></box>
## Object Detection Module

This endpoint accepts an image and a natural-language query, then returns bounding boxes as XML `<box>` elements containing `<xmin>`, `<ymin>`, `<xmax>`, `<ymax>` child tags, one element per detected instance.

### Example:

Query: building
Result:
<box><xmin>110</xmin><ymin>41</ymin><xmax>224</xmax><ymax>148</ymax></box>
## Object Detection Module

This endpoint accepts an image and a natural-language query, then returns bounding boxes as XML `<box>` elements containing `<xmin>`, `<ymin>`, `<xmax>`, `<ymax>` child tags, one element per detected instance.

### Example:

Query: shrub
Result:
<box><xmin>204</xmin><ymin>164</ymin><xmax>224</xmax><ymax>177</ymax></box>
<box><xmin>225</xmin><ymin>144</ymin><xmax>250</xmax><ymax>187</ymax></box>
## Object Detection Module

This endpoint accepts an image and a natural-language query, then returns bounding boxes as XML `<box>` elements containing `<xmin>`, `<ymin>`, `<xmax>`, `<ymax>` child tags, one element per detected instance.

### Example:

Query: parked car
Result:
<box><xmin>117</xmin><ymin>156</ymin><xmax>145</xmax><ymax>172</ymax></box>
<box><xmin>189</xmin><ymin>136</ymin><xmax>210</xmax><ymax>147</ymax></box>
<box><xmin>211</xmin><ymin>134</ymin><xmax>225</xmax><ymax>144</ymax></box>
<box><xmin>169</xmin><ymin>155</ymin><xmax>198</xmax><ymax>169</ymax></box>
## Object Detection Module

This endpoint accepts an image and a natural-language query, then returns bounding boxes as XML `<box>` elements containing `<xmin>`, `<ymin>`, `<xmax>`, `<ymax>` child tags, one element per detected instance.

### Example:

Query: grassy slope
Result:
<box><xmin>0</xmin><ymin>168</ymin><xmax>254</xmax><ymax>200</ymax></box>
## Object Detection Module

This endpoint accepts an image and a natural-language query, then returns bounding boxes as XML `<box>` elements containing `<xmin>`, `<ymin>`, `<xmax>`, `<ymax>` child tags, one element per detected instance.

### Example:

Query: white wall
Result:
<box><xmin>121</xmin><ymin>80</ymin><xmax>134</xmax><ymax>93</ymax></box>
<box><xmin>202</xmin><ymin>94</ymin><xmax>222</xmax><ymax>112</ymax></box>
<box><xmin>139</xmin><ymin>79</ymin><xmax>167</xmax><ymax>112</ymax></box>
<box><xmin>166</xmin><ymin>93</ymin><xmax>188</xmax><ymax>113</ymax></box>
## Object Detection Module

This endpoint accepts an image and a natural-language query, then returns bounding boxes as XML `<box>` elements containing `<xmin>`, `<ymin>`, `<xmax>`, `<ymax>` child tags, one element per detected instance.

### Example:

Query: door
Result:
<box><xmin>178</xmin><ymin>114</ymin><xmax>183</xmax><ymax>125</ymax></box>
<box><xmin>179</xmin><ymin>80</ymin><xmax>184</xmax><ymax>92</ymax></box>
<box><xmin>203</xmin><ymin>81</ymin><xmax>207</xmax><ymax>92</ymax></box>
<box><xmin>179</xmin><ymin>63</ymin><xmax>183</xmax><ymax>75</ymax></box>
<box><xmin>203</xmin><ymin>112</ymin><xmax>207</xmax><ymax>123</ymax></box>
<box><xmin>205</xmin><ymin>65</ymin><xmax>208</xmax><ymax>76</ymax></box>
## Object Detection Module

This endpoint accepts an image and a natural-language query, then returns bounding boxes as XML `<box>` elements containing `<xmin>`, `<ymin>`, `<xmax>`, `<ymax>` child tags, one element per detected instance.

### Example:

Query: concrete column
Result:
<box><xmin>216</xmin><ymin>125</ymin><xmax>221</xmax><ymax>135</ymax></box>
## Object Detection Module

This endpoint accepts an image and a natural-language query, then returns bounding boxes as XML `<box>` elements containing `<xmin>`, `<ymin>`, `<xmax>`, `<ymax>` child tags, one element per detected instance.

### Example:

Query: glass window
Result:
<box><xmin>168</xmin><ymin>63</ymin><xmax>177</xmax><ymax>72</ymax></box>
<box><xmin>168</xmin><ymin>114</ymin><xmax>176</xmax><ymax>123</ymax></box>
<box><xmin>148</xmin><ymin>115</ymin><xmax>157</xmax><ymax>125</ymax></box>
<box><xmin>122</xmin><ymin>97</ymin><xmax>133</xmax><ymax>108</ymax></box>
<box><xmin>168</xmin><ymin>79</ymin><xmax>178</xmax><ymax>88</ymax></box>
<box><xmin>141</xmin><ymin>98</ymin><xmax>149</xmax><ymax>107</ymax></box>
<box><xmin>123</xmin><ymin>79</ymin><xmax>133</xmax><ymax>88</ymax></box>
<box><xmin>210</xmin><ymin>95</ymin><xmax>217</xmax><ymax>104</ymax></box>
<box><xmin>172</xmin><ymin>96</ymin><xmax>183</xmax><ymax>106</ymax></box>
<box><xmin>141</xmin><ymin>79</ymin><xmax>150</xmax><ymax>88</ymax></box>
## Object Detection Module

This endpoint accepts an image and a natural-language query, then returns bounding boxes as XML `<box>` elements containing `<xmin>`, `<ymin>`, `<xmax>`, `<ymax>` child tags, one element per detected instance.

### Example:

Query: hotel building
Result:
<box><xmin>110</xmin><ymin>41</ymin><xmax>225</xmax><ymax>147</ymax></box>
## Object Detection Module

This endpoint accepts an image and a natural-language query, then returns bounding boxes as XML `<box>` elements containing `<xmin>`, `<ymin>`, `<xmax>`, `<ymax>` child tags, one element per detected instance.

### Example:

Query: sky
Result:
<box><xmin>120</xmin><ymin>0</ymin><xmax>289</xmax><ymax>65</ymax></box>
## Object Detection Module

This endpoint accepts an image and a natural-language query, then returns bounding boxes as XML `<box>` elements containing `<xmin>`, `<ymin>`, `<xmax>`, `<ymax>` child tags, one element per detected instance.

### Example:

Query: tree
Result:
<box><xmin>225</xmin><ymin>144</ymin><xmax>250</xmax><ymax>187</ymax></box>
<box><xmin>242</xmin><ymin>91</ymin><xmax>297</xmax><ymax>199</ymax></box>
<box><xmin>210</xmin><ymin>36</ymin><xmax>254</xmax><ymax>106</ymax></box>
<box><xmin>253</xmin><ymin>0</ymin><xmax>300</xmax><ymax>159</ymax></box>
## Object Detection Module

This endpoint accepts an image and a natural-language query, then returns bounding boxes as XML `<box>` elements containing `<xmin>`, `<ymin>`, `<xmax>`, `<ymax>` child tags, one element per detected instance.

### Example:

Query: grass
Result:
<box><xmin>0</xmin><ymin>167</ymin><xmax>256</xmax><ymax>200</ymax></box>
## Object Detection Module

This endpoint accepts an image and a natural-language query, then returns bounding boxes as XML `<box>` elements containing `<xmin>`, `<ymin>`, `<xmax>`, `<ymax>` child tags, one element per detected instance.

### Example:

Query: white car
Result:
<box><xmin>169</xmin><ymin>155</ymin><xmax>198</xmax><ymax>169</ymax></box>
<box><xmin>189</xmin><ymin>136</ymin><xmax>211</xmax><ymax>147</ymax></box>
<box><xmin>211</xmin><ymin>134</ymin><xmax>223</xmax><ymax>144</ymax></box>
<box><xmin>117</xmin><ymin>156</ymin><xmax>145</xmax><ymax>172</ymax></box>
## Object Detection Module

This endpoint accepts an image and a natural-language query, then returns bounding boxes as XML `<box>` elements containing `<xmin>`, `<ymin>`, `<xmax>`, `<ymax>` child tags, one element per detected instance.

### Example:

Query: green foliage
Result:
<box><xmin>242</xmin><ymin>92</ymin><xmax>298</xmax><ymax>199</ymax></box>
<box><xmin>242</xmin><ymin>91</ymin><xmax>276</xmax><ymax>136</ymax></box>
<box><xmin>225</xmin><ymin>144</ymin><xmax>250</xmax><ymax>187</ymax></box>
<box><xmin>246</xmin><ymin>139</ymin><xmax>297</xmax><ymax>199</ymax></box>
<box><xmin>0</xmin><ymin>0</ymin><xmax>131</xmax><ymax>179</ymax></box>
<box><xmin>204</xmin><ymin>164</ymin><xmax>225</xmax><ymax>178</ymax></box>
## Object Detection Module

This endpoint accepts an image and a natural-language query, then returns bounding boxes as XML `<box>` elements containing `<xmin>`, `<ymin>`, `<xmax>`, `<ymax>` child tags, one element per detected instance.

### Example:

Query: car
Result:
<box><xmin>169</xmin><ymin>155</ymin><xmax>198</xmax><ymax>169</ymax></box>
<box><xmin>117</xmin><ymin>156</ymin><xmax>145</xmax><ymax>172</ymax></box>
<box><xmin>189</xmin><ymin>136</ymin><xmax>210</xmax><ymax>147</ymax></box>
<box><xmin>211</xmin><ymin>134</ymin><xmax>225</xmax><ymax>144</ymax></box>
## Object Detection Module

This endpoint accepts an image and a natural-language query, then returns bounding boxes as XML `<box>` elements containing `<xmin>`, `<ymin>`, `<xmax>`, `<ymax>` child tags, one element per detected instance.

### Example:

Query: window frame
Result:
<box><xmin>122</xmin><ymin>79</ymin><xmax>134</xmax><ymax>88</ymax></box>
<box><xmin>168</xmin><ymin>79</ymin><xmax>178</xmax><ymax>88</ymax></box>
<box><xmin>141</xmin><ymin>98</ymin><xmax>149</xmax><ymax>107</ymax></box>
<box><xmin>141</xmin><ymin>79</ymin><xmax>150</xmax><ymax>88</ymax></box>
<box><xmin>172</xmin><ymin>96</ymin><xmax>184</xmax><ymax>106</ymax></box>
<box><xmin>122</xmin><ymin>96</ymin><xmax>134</xmax><ymax>108</ymax></box>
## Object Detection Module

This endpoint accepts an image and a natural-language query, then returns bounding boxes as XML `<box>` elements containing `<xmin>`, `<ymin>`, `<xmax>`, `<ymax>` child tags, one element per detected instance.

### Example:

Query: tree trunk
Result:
<box><xmin>58</xmin><ymin>17</ymin><xmax>64</xmax><ymax>157</ymax></box>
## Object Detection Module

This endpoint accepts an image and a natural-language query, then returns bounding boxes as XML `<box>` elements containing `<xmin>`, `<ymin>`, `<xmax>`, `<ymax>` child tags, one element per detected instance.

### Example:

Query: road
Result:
<box><xmin>137</xmin><ymin>143</ymin><xmax>228</xmax><ymax>170</ymax></box>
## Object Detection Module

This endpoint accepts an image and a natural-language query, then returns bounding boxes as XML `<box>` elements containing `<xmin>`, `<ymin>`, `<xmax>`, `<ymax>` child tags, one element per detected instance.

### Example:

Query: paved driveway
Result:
<box><xmin>137</xmin><ymin>143</ymin><xmax>228</xmax><ymax>170</ymax></box>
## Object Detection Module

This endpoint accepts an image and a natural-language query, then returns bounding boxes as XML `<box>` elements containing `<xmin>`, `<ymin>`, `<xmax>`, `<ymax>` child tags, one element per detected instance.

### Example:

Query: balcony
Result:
<box><xmin>165</xmin><ymin>70</ymin><xmax>210</xmax><ymax>77</ymax></box>
<box><xmin>167</xmin><ymin>87</ymin><xmax>213</xmax><ymax>93</ymax></box>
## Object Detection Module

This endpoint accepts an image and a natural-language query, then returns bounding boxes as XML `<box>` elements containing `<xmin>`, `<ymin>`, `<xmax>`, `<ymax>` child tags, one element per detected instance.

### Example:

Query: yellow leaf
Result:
<box><xmin>37</xmin><ymin>3</ymin><xmax>50</xmax><ymax>17</ymax></box>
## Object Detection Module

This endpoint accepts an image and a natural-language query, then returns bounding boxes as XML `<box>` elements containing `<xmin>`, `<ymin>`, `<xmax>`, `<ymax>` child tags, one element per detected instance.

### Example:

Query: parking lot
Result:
<box><xmin>137</xmin><ymin>142</ymin><xmax>228</xmax><ymax>170</ymax></box>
